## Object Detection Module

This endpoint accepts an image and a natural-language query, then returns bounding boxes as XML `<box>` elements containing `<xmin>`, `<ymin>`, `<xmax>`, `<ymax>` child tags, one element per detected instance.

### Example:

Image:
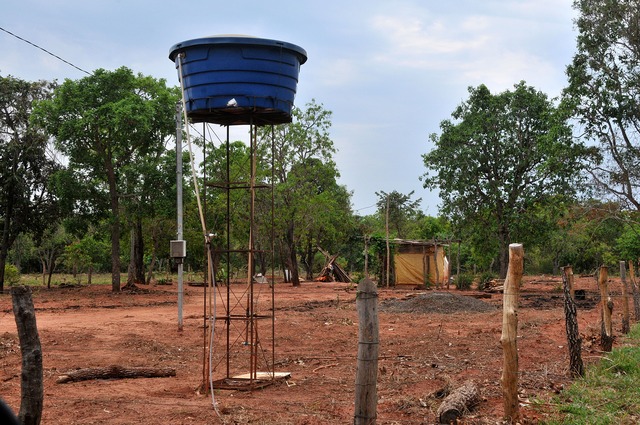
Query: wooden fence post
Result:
<box><xmin>354</xmin><ymin>278</ymin><xmax>379</xmax><ymax>425</ymax></box>
<box><xmin>500</xmin><ymin>243</ymin><xmax>523</xmax><ymax>423</ymax></box>
<box><xmin>629</xmin><ymin>260</ymin><xmax>640</xmax><ymax>322</ymax></box>
<box><xmin>620</xmin><ymin>261</ymin><xmax>630</xmax><ymax>334</ymax></box>
<box><xmin>562</xmin><ymin>266</ymin><xmax>584</xmax><ymax>377</ymax></box>
<box><xmin>11</xmin><ymin>286</ymin><xmax>43</xmax><ymax>425</ymax></box>
<box><xmin>568</xmin><ymin>265</ymin><xmax>575</xmax><ymax>301</ymax></box>
<box><xmin>598</xmin><ymin>266</ymin><xmax>614</xmax><ymax>352</ymax></box>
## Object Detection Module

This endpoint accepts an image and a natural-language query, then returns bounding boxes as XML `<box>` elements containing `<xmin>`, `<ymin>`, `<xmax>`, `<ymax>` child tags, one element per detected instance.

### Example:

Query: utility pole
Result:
<box><xmin>385</xmin><ymin>195</ymin><xmax>390</xmax><ymax>288</ymax></box>
<box><xmin>176</xmin><ymin>103</ymin><xmax>184</xmax><ymax>331</ymax></box>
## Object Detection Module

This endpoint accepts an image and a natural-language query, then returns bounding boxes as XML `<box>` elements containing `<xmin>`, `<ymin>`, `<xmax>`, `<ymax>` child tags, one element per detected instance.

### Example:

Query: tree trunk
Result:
<box><xmin>304</xmin><ymin>239</ymin><xmax>314</xmax><ymax>281</ymax></box>
<box><xmin>285</xmin><ymin>223</ymin><xmax>300</xmax><ymax>287</ymax></box>
<box><xmin>436</xmin><ymin>380</ymin><xmax>479</xmax><ymax>424</ymax></box>
<box><xmin>497</xmin><ymin>225</ymin><xmax>510</xmax><ymax>279</ymax></box>
<box><xmin>46</xmin><ymin>264</ymin><xmax>54</xmax><ymax>289</ymax></box>
<box><xmin>126</xmin><ymin>218</ymin><xmax>145</xmax><ymax>287</ymax></box>
<box><xmin>109</xmin><ymin>213</ymin><xmax>121</xmax><ymax>291</ymax></box>
<box><xmin>40</xmin><ymin>259</ymin><xmax>46</xmax><ymax>287</ymax></box>
<box><xmin>134</xmin><ymin>217</ymin><xmax>145</xmax><ymax>284</ymax></box>
<box><xmin>126</xmin><ymin>227</ymin><xmax>135</xmax><ymax>286</ymax></box>
<box><xmin>500</xmin><ymin>243</ymin><xmax>523</xmax><ymax>423</ymax></box>
<box><xmin>11</xmin><ymin>286</ymin><xmax>43</xmax><ymax>425</ymax></box>
<box><xmin>146</xmin><ymin>251</ymin><xmax>157</xmax><ymax>285</ymax></box>
<box><xmin>562</xmin><ymin>266</ymin><xmax>584</xmax><ymax>378</ymax></box>
<box><xmin>105</xmin><ymin>155</ymin><xmax>121</xmax><ymax>292</ymax></box>
<box><xmin>289</xmin><ymin>244</ymin><xmax>300</xmax><ymax>287</ymax></box>
<box><xmin>0</xmin><ymin>200</ymin><xmax>14</xmax><ymax>293</ymax></box>
<box><xmin>46</xmin><ymin>249</ymin><xmax>57</xmax><ymax>289</ymax></box>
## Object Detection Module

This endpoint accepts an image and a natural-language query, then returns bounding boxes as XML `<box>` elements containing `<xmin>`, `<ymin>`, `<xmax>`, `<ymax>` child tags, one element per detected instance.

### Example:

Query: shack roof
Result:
<box><xmin>391</xmin><ymin>238</ymin><xmax>449</xmax><ymax>247</ymax></box>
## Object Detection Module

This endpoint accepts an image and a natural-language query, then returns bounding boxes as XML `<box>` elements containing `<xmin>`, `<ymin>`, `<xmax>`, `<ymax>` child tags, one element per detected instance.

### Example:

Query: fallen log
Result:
<box><xmin>57</xmin><ymin>365</ymin><xmax>176</xmax><ymax>384</ymax></box>
<box><xmin>436</xmin><ymin>380</ymin><xmax>480</xmax><ymax>424</ymax></box>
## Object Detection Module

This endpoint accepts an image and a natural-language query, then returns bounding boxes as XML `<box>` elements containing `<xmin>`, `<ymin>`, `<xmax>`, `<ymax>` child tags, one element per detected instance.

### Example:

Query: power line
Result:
<box><xmin>0</xmin><ymin>26</ymin><xmax>92</xmax><ymax>76</ymax></box>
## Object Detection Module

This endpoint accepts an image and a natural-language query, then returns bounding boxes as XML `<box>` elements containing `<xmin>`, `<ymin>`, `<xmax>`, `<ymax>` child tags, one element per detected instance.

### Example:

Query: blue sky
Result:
<box><xmin>1</xmin><ymin>0</ymin><xmax>577</xmax><ymax>215</ymax></box>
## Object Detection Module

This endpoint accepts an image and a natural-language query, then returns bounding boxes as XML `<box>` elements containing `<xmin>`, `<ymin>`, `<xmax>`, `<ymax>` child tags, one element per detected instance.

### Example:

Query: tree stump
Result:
<box><xmin>436</xmin><ymin>380</ymin><xmax>479</xmax><ymax>424</ymax></box>
<box><xmin>11</xmin><ymin>286</ymin><xmax>43</xmax><ymax>425</ymax></box>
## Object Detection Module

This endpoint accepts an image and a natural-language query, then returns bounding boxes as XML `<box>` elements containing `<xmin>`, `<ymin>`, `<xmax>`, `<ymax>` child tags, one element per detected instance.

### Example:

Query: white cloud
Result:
<box><xmin>366</xmin><ymin>3</ymin><xmax>573</xmax><ymax>96</ymax></box>
<box><xmin>370</xmin><ymin>14</ymin><xmax>490</xmax><ymax>60</ymax></box>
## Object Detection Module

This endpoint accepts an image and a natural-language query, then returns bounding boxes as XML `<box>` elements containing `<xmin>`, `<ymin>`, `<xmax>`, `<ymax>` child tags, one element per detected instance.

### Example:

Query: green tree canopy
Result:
<box><xmin>423</xmin><ymin>82</ymin><xmax>592</xmax><ymax>277</ymax></box>
<box><xmin>564</xmin><ymin>0</ymin><xmax>640</xmax><ymax>211</ymax></box>
<box><xmin>0</xmin><ymin>75</ymin><xmax>60</xmax><ymax>292</ymax></box>
<box><xmin>258</xmin><ymin>99</ymin><xmax>350</xmax><ymax>286</ymax></box>
<box><xmin>375</xmin><ymin>190</ymin><xmax>422</xmax><ymax>239</ymax></box>
<box><xmin>33</xmin><ymin>67</ymin><xmax>179</xmax><ymax>291</ymax></box>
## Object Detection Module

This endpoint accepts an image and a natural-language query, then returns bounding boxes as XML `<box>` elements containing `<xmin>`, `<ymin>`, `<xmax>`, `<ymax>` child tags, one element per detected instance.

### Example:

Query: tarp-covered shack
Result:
<box><xmin>393</xmin><ymin>239</ymin><xmax>449</xmax><ymax>287</ymax></box>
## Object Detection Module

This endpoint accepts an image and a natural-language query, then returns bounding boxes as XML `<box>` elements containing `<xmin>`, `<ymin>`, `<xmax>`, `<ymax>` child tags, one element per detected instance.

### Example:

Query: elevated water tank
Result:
<box><xmin>169</xmin><ymin>35</ymin><xmax>307</xmax><ymax>125</ymax></box>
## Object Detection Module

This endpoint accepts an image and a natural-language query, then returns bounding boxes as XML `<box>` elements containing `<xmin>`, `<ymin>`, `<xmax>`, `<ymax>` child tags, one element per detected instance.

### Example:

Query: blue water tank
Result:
<box><xmin>169</xmin><ymin>35</ymin><xmax>307</xmax><ymax>125</ymax></box>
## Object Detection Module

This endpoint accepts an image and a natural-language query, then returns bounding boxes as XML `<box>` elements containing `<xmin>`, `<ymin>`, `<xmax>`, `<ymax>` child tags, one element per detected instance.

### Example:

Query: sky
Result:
<box><xmin>1</xmin><ymin>0</ymin><xmax>578</xmax><ymax>216</ymax></box>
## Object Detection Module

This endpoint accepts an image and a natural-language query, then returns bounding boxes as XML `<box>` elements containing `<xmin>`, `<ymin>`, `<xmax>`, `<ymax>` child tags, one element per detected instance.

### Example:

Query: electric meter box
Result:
<box><xmin>170</xmin><ymin>240</ymin><xmax>186</xmax><ymax>258</ymax></box>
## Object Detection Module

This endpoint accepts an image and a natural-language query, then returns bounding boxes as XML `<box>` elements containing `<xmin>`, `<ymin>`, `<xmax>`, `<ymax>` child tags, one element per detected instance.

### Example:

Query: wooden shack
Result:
<box><xmin>393</xmin><ymin>239</ymin><xmax>449</xmax><ymax>287</ymax></box>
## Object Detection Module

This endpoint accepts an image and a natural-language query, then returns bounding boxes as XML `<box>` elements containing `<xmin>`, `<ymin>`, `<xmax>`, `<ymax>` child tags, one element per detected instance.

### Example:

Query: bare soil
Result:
<box><xmin>0</xmin><ymin>275</ymin><xmax>623</xmax><ymax>424</ymax></box>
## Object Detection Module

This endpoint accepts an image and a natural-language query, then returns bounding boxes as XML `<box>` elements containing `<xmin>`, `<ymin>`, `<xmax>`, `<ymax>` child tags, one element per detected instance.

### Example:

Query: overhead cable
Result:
<box><xmin>0</xmin><ymin>26</ymin><xmax>92</xmax><ymax>76</ymax></box>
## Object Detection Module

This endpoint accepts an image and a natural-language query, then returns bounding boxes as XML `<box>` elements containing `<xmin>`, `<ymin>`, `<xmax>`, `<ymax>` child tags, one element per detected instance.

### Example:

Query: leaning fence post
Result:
<box><xmin>598</xmin><ymin>266</ymin><xmax>614</xmax><ymax>352</ymax></box>
<box><xmin>562</xmin><ymin>266</ymin><xmax>584</xmax><ymax>378</ymax></box>
<box><xmin>500</xmin><ymin>243</ymin><xmax>523</xmax><ymax>423</ymax></box>
<box><xmin>11</xmin><ymin>285</ymin><xmax>43</xmax><ymax>425</ymax></box>
<box><xmin>354</xmin><ymin>278</ymin><xmax>379</xmax><ymax>425</ymax></box>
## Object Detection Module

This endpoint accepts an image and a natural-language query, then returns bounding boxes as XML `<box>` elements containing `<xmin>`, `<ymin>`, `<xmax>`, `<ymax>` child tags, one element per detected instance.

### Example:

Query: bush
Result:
<box><xmin>4</xmin><ymin>264</ymin><xmax>21</xmax><ymax>286</ymax></box>
<box><xmin>455</xmin><ymin>272</ymin><xmax>475</xmax><ymax>290</ymax></box>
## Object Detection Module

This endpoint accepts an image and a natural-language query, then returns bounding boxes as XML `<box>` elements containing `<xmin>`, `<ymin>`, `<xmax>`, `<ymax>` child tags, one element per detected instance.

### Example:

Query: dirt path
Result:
<box><xmin>0</xmin><ymin>276</ymin><xmax>613</xmax><ymax>423</ymax></box>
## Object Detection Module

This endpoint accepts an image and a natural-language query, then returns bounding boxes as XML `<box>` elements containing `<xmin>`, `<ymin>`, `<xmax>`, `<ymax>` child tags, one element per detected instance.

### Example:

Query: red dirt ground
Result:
<box><xmin>0</xmin><ymin>274</ymin><xmax>626</xmax><ymax>424</ymax></box>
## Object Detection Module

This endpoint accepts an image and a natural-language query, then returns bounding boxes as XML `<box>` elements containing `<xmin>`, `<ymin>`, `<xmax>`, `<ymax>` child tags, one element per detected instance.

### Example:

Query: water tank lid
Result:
<box><xmin>169</xmin><ymin>35</ymin><xmax>308</xmax><ymax>64</ymax></box>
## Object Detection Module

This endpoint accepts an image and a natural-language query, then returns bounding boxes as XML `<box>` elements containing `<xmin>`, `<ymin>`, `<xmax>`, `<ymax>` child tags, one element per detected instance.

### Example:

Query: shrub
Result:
<box><xmin>4</xmin><ymin>264</ymin><xmax>21</xmax><ymax>286</ymax></box>
<box><xmin>455</xmin><ymin>272</ymin><xmax>474</xmax><ymax>290</ymax></box>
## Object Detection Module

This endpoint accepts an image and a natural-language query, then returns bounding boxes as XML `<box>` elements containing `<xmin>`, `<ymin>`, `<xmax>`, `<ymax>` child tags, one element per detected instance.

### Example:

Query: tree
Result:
<box><xmin>33</xmin><ymin>67</ymin><xmax>179</xmax><ymax>291</ymax></box>
<box><xmin>0</xmin><ymin>75</ymin><xmax>59</xmax><ymax>292</ymax></box>
<box><xmin>423</xmin><ymin>82</ymin><xmax>591</xmax><ymax>277</ymax></box>
<box><xmin>293</xmin><ymin>158</ymin><xmax>352</xmax><ymax>280</ymax></box>
<box><xmin>203</xmin><ymin>139</ymin><xmax>252</xmax><ymax>277</ymax></box>
<box><xmin>564</xmin><ymin>0</ymin><xmax>640</xmax><ymax>211</ymax></box>
<box><xmin>375</xmin><ymin>190</ymin><xmax>422</xmax><ymax>239</ymax></box>
<box><xmin>35</xmin><ymin>223</ymin><xmax>71</xmax><ymax>288</ymax></box>
<box><xmin>63</xmin><ymin>233</ymin><xmax>110</xmax><ymax>285</ymax></box>
<box><xmin>258</xmin><ymin>100</ymin><xmax>346</xmax><ymax>286</ymax></box>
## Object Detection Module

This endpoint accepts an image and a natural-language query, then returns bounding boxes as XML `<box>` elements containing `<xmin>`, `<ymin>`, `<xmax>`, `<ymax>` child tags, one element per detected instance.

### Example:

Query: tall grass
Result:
<box><xmin>542</xmin><ymin>325</ymin><xmax>640</xmax><ymax>424</ymax></box>
<box><xmin>19</xmin><ymin>273</ymin><xmax>125</xmax><ymax>287</ymax></box>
